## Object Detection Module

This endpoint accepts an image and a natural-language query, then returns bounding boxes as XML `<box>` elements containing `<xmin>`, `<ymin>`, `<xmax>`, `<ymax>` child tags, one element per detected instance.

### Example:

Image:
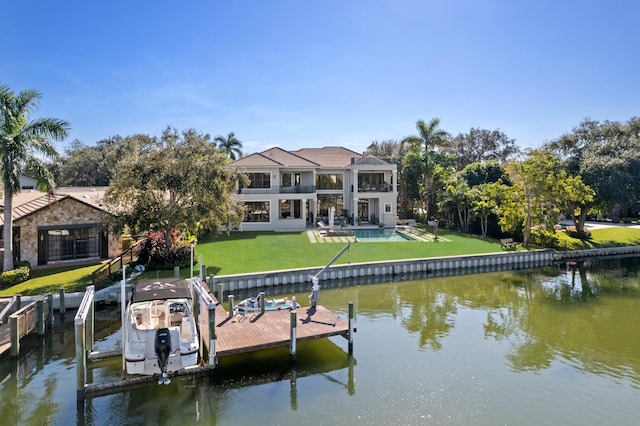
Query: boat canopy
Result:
<box><xmin>131</xmin><ymin>279</ymin><xmax>193</xmax><ymax>303</ymax></box>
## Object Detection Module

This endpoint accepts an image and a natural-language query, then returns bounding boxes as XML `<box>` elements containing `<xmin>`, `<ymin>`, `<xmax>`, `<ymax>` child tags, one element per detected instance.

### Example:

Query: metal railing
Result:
<box><xmin>91</xmin><ymin>243</ymin><xmax>138</xmax><ymax>289</ymax></box>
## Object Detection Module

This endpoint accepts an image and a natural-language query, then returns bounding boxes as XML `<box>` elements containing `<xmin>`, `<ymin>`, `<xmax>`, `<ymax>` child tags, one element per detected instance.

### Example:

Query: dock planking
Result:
<box><xmin>198</xmin><ymin>295</ymin><xmax>350</xmax><ymax>358</ymax></box>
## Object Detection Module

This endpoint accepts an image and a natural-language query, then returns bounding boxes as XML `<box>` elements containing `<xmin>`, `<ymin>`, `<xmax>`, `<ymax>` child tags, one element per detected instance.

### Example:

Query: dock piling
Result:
<box><xmin>348</xmin><ymin>302</ymin><xmax>354</xmax><ymax>355</ymax></box>
<box><xmin>217</xmin><ymin>281</ymin><xmax>223</xmax><ymax>302</ymax></box>
<box><xmin>59</xmin><ymin>288</ymin><xmax>66</xmax><ymax>319</ymax></box>
<box><xmin>9</xmin><ymin>314</ymin><xmax>19</xmax><ymax>357</ymax></box>
<box><xmin>259</xmin><ymin>291</ymin><xmax>265</xmax><ymax>314</ymax></box>
<box><xmin>228</xmin><ymin>295</ymin><xmax>235</xmax><ymax>318</ymax></box>
<box><xmin>37</xmin><ymin>299</ymin><xmax>45</xmax><ymax>336</ymax></box>
<box><xmin>290</xmin><ymin>310</ymin><xmax>297</xmax><ymax>363</ymax></box>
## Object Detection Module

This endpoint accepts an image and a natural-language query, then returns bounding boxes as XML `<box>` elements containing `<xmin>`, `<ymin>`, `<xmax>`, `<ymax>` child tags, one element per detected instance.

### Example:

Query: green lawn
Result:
<box><xmin>3</xmin><ymin>226</ymin><xmax>640</xmax><ymax>296</ymax></box>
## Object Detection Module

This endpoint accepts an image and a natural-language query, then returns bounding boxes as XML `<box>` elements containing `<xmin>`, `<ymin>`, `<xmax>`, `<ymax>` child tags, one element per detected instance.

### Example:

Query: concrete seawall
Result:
<box><xmin>213</xmin><ymin>249</ymin><xmax>558</xmax><ymax>296</ymax></box>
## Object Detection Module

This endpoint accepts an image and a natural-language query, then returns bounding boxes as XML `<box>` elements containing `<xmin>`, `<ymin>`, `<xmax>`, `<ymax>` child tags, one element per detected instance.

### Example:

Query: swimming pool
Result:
<box><xmin>353</xmin><ymin>228</ymin><xmax>416</xmax><ymax>242</ymax></box>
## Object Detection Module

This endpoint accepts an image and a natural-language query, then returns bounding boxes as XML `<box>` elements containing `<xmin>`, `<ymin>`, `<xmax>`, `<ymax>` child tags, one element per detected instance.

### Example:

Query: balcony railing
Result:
<box><xmin>279</xmin><ymin>185</ymin><xmax>316</xmax><ymax>194</ymax></box>
<box><xmin>357</xmin><ymin>184</ymin><xmax>393</xmax><ymax>193</ymax></box>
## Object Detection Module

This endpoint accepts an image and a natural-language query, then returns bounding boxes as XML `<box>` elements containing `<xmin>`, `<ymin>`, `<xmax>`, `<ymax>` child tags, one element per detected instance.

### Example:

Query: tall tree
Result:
<box><xmin>401</xmin><ymin>118</ymin><xmax>451</xmax><ymax>221</ymax></box>
<box><xmin>215</xmin><ymin>132</ymin><xmax>243</xmax><ymax>161</ymax></box>
<box><xmin>105</xmin><ymin>127</ymin><xmax>248</xmax><ymax>246</ymax></box>
<box><xmin>0</xmin><ymin>84</ymin><xmax>69</xmax><ymax>271</ymax></box>
<box><xmin>448</xmin><ymin>128</ymin><xmax>519</xmax><ymax>171</ymax></box>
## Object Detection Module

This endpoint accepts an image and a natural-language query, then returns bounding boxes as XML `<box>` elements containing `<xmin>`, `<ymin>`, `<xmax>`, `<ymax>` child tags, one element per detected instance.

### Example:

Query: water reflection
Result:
<box><xmin>1</xmin><ymin>256</ymin><xmax>639</xmax><ymax>424</ymax></box>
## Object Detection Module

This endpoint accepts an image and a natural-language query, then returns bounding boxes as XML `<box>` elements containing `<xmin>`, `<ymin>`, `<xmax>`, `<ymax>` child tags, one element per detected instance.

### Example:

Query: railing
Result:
<box><xmin>91</xmin><ymin>243</ymin><xmax>138</xmax><ymax>289</ymax></box>
<box><xmin>237</xmin><ymin>185</ymin><xmax>317</xmax><ymax>194</ymax></box>
<box><xmin>279</xmin><ymin>185</ymin><xmax>316</xmax><ymax>194</ymax></box>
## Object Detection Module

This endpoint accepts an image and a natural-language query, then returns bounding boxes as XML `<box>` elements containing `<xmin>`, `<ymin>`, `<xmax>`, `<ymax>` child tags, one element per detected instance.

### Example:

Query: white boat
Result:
<box><xmin>124</xmin><ymin>280</ymin><xmax>199</xmax><ymax>383</ymax></box>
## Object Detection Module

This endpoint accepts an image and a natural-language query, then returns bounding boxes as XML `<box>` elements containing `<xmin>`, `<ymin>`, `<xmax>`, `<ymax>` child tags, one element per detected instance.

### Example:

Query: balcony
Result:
<box><xmin>279</xmin><ymin>185</ymin><xmax>316</xmax><ymax>194</ymax></box>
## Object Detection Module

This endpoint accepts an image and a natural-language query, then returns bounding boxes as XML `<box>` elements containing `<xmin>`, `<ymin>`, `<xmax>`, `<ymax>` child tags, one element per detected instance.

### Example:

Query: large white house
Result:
<box><xmin>229</xmin><ymin>146</ymin><xmax>398</xmax><ymax>231</ymax></box>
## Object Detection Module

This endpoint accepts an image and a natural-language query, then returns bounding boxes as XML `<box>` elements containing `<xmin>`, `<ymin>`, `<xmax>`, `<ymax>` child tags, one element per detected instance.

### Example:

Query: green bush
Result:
<box><xmin>1</xmin><ymin>266</ymin><xmax>31</xmax><ymax>288</ymax></box>
<box><xmin>530</xmin><ymin>229</ymin><xmax>559</xmax><ymax>248</ymax></box>
<box><xmin>566</xmin><ymin>226</ymin><xmax>591</xmax><ymax>239</ymax></box>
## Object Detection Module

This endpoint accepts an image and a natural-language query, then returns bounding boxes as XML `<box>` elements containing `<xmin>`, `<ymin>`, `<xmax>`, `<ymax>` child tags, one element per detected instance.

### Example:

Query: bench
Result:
<box><xmin>500</xmin><ymin>238</ymin><xmax>518</xmax><ymax>250</ymax></box>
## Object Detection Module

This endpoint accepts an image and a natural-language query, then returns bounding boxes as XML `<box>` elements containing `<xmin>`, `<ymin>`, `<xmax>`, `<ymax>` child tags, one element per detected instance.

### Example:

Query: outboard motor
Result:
<box><xmin>155</xmin><ymin>328</ymin><xmax>171</xmax><ymax>385</ymax></box>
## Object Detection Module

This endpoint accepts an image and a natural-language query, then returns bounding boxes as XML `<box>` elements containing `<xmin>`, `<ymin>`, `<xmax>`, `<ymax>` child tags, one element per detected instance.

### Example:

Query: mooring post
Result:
<box><xmin>228</xmin><ymin>295</ymin><xmax>235</xmax><ymax>318</ymax></box>
<box><xmin>208</xmin><ymin>302</ymin><xmax>217</xmax><ymax>376</ymax></box>
<box><xmin>47</xmin><ymin>293</ymin><xmax>54</xmax><ymax>329</ymax></box>
<box><xmin>59</xmin><ymin>288</ymin><xmax>66</xmax><ymax>319</ymax></box>
<box><xmin>290</xmin><ymin>310</ymin><xmax>297</xmax><ymax>363</ymax></box>
<box><xmin>259</xmin><ymin>291</ymin><xmax>265</xmax><ymax>314</ymax></box>
<box><xmin>37</xmin><ymin>299</ymin><xmax>45</xmax><ymax>336</ymax></box>
<box><xmin>9</xmin><ymin>314</ymin><xmax>20</xmax><ymax>357</ymax></box>
<box><xmin>348</xmin><ymin>302</ymin><xmax>354</xmax><ymax>355</ymax></box>
<box><xmin>217</xmin><ymin>282</ymin><xmax>223</xmax><ymax>302</ymax></box>
<box><xmin>87</xmin><ymin>286</ymin><xmax>95</xmax><ymax>352</ymax></box>
<box><xmin>75</xmin><ymin>318</ymin><xmax>86</xmax><ymax>402</ymax></box>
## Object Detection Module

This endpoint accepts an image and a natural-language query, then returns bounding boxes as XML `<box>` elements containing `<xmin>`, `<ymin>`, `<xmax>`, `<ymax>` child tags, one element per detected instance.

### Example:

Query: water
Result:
<box><xmin>353</xmin><ymin>228</ymin><xmax>414</xmax><ymax>242</ymax></box>
<box><xmin>2</xmin><ymin>257</ymin><xmax>640</xmax><ymax>425</ymax></box>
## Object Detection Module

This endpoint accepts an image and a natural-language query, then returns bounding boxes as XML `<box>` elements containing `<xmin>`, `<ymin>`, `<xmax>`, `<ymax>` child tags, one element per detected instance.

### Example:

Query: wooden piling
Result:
<box><xmin>348</xmin><ymin>302</ymin><xmax>354</xmax><ymax>355</ymax></box>
<box><xmin>47</xmin><ymin>294</ymin><xmax>54</xmax><ymax>328</ymax></box>
<box><xmin>290</xmin><ymin>310</ymin><xmax>297</xmax><ymax>363</ymax></box>
<box><xmin>217</xmin><ymin>281</ymin><xmax>223</xmax><ymax>302</ymax></box>
<box><xmin>208</xmin><ymin>301</ymin><xmax>217</xmax><ymax>375</ymax></box>
<box><xmin>9</xmin><ymin>314</ymin><xmax>19</xmax><ymax>357</ymax></box>
<box><xmin>259</xmin><ymin>291</ymin><xmax>265</xmax><ymax>314</ymax></box>
<box><xmin>37</xmin><ymin>299</ymin><xmax>45</xmax><ymax>336</ymax></box>
<box><xmin>59</xmin><ymin>288</ymin><xmax>66</xmax><ymax>318</ymax></box>
<box><xmin>75</xmin><ymin>318</ymin><xmax>86</xmax><ymax>401</ymax></box>
<box><xmin>228</xmin><ymin>295</ymin><xmax>235</xmax><ymax>318</ymax></box>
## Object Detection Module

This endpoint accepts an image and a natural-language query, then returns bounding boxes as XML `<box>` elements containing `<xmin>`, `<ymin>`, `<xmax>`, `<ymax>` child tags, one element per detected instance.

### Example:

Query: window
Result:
<box><xmin>247</xmin><ymin>173</ymin><xmax>271</xmax><ymax>189</ymax></box>
<box><xmin>280</xmin><ymin>200</ymin><xmax>291</xmax><ymax>218</ymax></box>
<box><xmin>385</xmin><ymin>203</ymin><xmax>392</xmax><ymax>213</ymax></box>
<box><xmin>316</xmin><ymin>173</ymin><xmax>343</xmax><ymax>190</ymax></box>
<box><xmin>244</xmin><ymin>201</ymin><xmax>270</xmax><ymax>222</ymax></box>
<box><xmin>358</xmin><ymin>173</ymin><xmax>386</xmax><ymax>191</ymax></box>
<box><xmin>282</xmin><ymin>173</ymin><xmax>292</xmax><ymax>187</ymax></box>
<box><xmin>46</xmin><ymin>225</ymin><xmax>100</xmax><ymax>262</ymax></box>
<box><xmin>317</xmin><ymin>195</ymin><xmax>343</xmax><ymax>217</ymax></box>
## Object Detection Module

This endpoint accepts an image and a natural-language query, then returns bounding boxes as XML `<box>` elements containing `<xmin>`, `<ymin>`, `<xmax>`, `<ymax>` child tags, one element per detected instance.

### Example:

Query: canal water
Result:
<box><xmin>1</xmin><ymin>256</ymin><xmax>639</xmax><ymax>425</ymax></box>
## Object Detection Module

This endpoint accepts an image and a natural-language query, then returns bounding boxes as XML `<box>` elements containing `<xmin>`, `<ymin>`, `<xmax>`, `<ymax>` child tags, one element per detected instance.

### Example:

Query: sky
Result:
<box><xmin>2</xmin><ymin>0</ymin><xmax>639</xmax><ymax>156</ymax></box>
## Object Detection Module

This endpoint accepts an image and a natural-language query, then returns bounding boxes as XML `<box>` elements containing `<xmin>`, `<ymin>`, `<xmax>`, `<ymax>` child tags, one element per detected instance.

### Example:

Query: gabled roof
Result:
<box><xmin>230</xmin><ymin>147</ymin><xmax>319</xmax><ymax>168</ymax></box>
<box><xmin>0</xmin><ymin>187</ymin><xmax>110</xmax><ymax>225</ymax></box>
<box><xmin>292</xmin><ymin>147</ymin><xmax>363</xmax><ymax>168</ymax></box>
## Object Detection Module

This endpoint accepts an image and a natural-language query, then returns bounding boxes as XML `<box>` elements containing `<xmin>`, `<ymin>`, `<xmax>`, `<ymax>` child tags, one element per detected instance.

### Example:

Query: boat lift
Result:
<box><xmin>309</xmin><ymin>242</ymin><xmax>350</xmax><ymax>308</ymax></box>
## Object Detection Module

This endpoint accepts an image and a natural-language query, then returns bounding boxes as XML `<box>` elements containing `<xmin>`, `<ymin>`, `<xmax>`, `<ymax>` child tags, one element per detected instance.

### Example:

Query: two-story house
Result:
<box><xmin>229</xmin><ymin>146</ymin><xmax>398</xmax><ymax>231</ymax></box>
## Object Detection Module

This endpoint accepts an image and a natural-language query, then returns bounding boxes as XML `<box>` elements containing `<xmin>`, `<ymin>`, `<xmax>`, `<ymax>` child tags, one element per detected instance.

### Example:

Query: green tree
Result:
<box><xmin>470</xmin><ymin>183</ymin><xmax>500</xmax><ymax>237</ymax></box>
<box><xmin>438</xmin><ymin>174</ymin><xmax>472</xmax><ymax>233</ymax></box>
<box><xmin>401</xmin><ymin>118</ymin><xmax>451</xmax><ymax>221</ymax></box>
<box><xmin>215</xmin><ymin>132</ymin><xmax>243</xmax><ymax>161</ymax></box>
<box><xmin>55</xmin><ymin>136</ymin><xmax>123</xmax><ymax>186</ymax></box>
<box><xmin>0</xmin><ymin>84</ymin><xmax>69</xmax><ymax>271</ymax></box>
<box><xmin>448</xmin><ymin>128</ymin><xmax>519</xmax><ymax>171</ymax></box>
<box><xmin>105</xmin><ymin>127</ymin><xmax>248</xmax><ymax>247</ymax></box>
<box><xmin>545</xmin><ymin>117</ymin><xmax>640</xmax><ymax>220</ymax></box>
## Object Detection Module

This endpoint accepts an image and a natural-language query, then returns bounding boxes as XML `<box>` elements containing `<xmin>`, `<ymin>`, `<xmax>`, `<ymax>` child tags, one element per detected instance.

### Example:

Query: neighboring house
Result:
<box><xmin>229</xmin><ymin>146</ymin><xmax>398</xmax><ymax>231</ymax></box>
<box><xmin>0</xmin><ymin>187</ymin><xmax>121</xmax><ymax>267</ymax></box>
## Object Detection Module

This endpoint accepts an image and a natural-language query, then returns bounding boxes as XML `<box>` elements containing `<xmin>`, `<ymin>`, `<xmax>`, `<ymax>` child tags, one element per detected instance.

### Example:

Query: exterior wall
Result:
<box><xmin>235</xmin><ymin>153</ymin><xmax>398</xmax><ymax>231</ymax></box>
<box><xmin>15</xmin><ymin>198</ymin><xmax>120</xmax><ymax>266</ymax></box>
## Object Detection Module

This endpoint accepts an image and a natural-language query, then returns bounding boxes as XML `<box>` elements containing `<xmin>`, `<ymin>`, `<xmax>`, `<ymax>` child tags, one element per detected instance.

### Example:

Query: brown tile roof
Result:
<box><xmin>231</xmin><ymin>146</ymin><xmax>363</xmax><ymax>168</ymax></box>
<box><xmin>230</xmin><ymin>147</ymin><xmax>319</xmax><ymax>167</ymax></box>
<box><xmin>0</xmin><ymin>187</ymin><xmax>110</xmax><ymax>225</ymax></box>
<box><xmin>292</xmin><ymin>147</ymin><xmax>363</xmax><ymax>168</ymax></box>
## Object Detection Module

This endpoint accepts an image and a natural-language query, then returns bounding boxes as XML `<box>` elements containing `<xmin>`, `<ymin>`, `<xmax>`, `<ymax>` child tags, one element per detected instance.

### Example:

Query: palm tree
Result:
<box><xmin>214</xmin><ymin>132</ymin><xmax>243</xmax><ymax>161</ymax></box>
<box><xmin>0</xmin><ymin>84</ymin><xmax>69</xmax><ymax>271</ymax></box>
<box><xmin>401</xmin><ymin>118</ymin><xmax>450</xmax><ymax>221</ymax></box>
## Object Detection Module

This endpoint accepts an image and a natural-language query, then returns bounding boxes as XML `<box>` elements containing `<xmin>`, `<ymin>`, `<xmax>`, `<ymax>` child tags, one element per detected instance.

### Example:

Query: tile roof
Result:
<box><xmin>230</xmin><ymin>146</ymin><xmax>364</xmax><ymax>168</ymax></box>
<box><xmin>0</xmin><ymin>187</ymin><xmax>110</xmax><ymax>225</ymax></box>
<box><xmin>230</xmin><ymin>147</ymin><xmax>319</xmax><ymax>167</ymax></box>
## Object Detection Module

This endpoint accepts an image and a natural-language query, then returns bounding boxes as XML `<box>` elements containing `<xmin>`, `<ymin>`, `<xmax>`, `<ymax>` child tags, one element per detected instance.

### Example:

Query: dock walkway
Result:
<box><xmin>207</xmin><ymin>302</ymin><xmax>349</xmax><ymax>358</ymax></box>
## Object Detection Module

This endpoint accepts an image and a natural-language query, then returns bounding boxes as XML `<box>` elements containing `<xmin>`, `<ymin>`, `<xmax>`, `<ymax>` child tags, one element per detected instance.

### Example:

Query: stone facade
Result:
<box><xmin>15</xmin><ymin>197</ymin><xmax>120</xmax><ymax>267</ymax></box>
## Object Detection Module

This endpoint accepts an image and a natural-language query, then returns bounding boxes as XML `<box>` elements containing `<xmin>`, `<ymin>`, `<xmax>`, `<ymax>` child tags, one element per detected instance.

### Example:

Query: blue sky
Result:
<box><xmin>2</xmin><ymin>0</ymin><xmax>638</xmax><ymax>155</ymax></box>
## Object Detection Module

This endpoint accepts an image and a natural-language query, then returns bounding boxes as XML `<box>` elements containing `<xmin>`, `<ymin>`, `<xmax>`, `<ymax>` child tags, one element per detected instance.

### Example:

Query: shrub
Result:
<box><xmin>566</xmin><ymin>226</ymin><xmax>591</xmax><ymax>239</ymax></box>
<box><xmin>529</xmin><ymin>229</ymin><xmax>559</xmax><ymax>248</ymax></box>
<box><xmin>0</xmin><ymin>266</ymin><xmax>31</xmax><ymax>288</ymax></box>
<box><xmin>133</xmin><ymin>231</ymin><xmax>193</xmax><ymax>270</ymax></box>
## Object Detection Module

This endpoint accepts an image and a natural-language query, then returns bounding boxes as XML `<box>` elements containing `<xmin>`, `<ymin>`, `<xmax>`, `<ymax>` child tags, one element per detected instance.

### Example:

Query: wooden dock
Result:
<box><xmin>204</xmin><ymin>302</ymin><xmax>350</xmax><ymax>358</ymax></box>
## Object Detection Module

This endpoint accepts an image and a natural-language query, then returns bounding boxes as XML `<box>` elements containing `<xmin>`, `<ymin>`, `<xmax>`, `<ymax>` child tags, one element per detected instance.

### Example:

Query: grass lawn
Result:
<box><xmin>3</xmin><ymin>226</ymin><xmax>640</xmax><ymax>296</ymax></box>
